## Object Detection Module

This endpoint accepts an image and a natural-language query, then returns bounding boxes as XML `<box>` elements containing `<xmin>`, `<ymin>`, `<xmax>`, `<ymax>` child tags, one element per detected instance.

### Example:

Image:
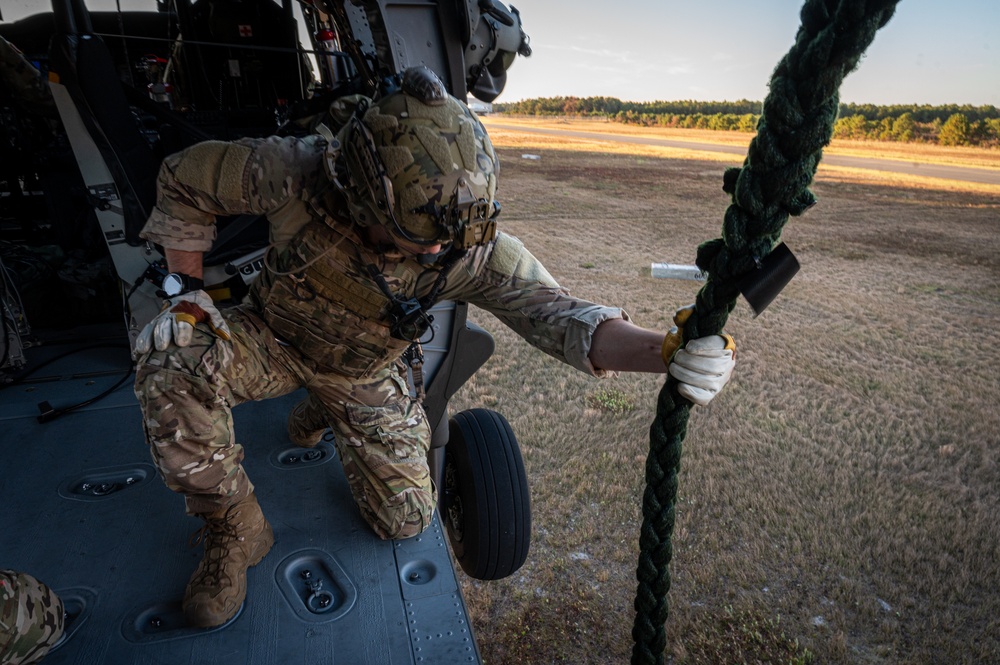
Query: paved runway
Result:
<box><xmin>483</xmin><ymin>122</ymin><xmax>1000</xmax><ymax>186</ymax></box>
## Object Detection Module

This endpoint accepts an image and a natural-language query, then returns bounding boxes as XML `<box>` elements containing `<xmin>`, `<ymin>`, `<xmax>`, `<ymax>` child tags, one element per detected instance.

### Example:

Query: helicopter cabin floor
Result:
<box><xmin>0</xmin><ymin>325</ymin><xmax>480</xmax><ymax>665</ymax></box>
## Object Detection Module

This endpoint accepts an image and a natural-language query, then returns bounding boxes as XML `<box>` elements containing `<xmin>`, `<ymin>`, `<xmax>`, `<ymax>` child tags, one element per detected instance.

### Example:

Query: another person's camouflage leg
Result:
<box><xmin>0</xmin><ymin>37</ymin><xmax>57</xmax><ymax>118</ymax></box>
<box><xmin>0</xmin><ymin>570</ymin><xmax>64</xmax><ymax>665</ymax></box>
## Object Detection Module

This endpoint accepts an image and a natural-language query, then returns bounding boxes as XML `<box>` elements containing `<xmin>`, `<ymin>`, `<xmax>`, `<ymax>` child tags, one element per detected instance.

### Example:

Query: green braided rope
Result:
<box><xmin>631</xmin><ymin>1</ymin><xmax>901</xmax><ymax>663</ymax></box>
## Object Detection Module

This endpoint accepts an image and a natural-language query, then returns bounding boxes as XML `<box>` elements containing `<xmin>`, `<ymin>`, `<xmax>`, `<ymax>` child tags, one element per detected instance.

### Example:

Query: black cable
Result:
<box><xmin>0</xmin><ymin>342</ymin><xmax>130</xmax><ymax>389</ymax></box>
<box><xmin>0</xmin><ymin>334</ymin><xmax>133</xmax><ymax>422</ymax></box>
<box><xmin>36</xmin><ymin>364</ymin><xmax>134</xmax><ymax>424</ymax></box>
<box><xmin>0</xmin><ymin>340</ymin><xmax>133</xmax><ymax>422</ymax></box>
<box><xmin>0</xmin><ymin>256</ymin><xmax>25</xmax><ymax>370</ymax></box>
<box><xmin>0</xmin><ymin>302</ymin><xmax>10</xmax><ymax>369</ymax></box>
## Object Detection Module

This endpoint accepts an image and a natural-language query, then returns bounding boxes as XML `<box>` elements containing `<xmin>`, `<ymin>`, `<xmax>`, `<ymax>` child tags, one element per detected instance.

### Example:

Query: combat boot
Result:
<box><xmin>287</xmin><ymin>395</ymin><xmax>328</xmax><ymax>448</ymax></box>
<box><xmin>183</xmin><ymin>493</ymin><xmax>274</xmax><ymax>627</ymax></box>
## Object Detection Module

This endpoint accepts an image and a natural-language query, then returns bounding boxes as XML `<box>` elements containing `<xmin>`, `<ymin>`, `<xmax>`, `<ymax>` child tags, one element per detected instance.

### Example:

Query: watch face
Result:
<box><xmin>162</xmin><ymin>273</ymin><xmax>185</xmax><ymax>297</ymax></box>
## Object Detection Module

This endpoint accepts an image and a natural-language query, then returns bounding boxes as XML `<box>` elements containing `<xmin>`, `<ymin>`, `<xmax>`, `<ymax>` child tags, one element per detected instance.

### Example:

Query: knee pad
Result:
<box><xmin>372</xmin><ymin>486</ymin><xmax>436</xmax><ymax>540</ymax></box>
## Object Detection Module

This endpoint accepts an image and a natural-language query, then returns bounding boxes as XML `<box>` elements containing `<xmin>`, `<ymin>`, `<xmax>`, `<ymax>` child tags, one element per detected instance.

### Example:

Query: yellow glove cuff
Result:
<box><xmin>661</xmin><ymin>305</ymin><xmax>696</xmax><ymax>367</ymax></box>
<box><xmin>173</xmin><ymin>312</ymin><xmax>198</xmax><ymax>328</ymax></box>
<box><xmin>721</xmin><ymin>332</ymin><xmax>736</xmax><ymax>354</ymax></box>
<box><xmin>660</xmin><ymin>307</ymin><xmax>737</xmax><ymax>365</ymax></box>
<box><xmin>661</xmin><ymin>328</ymin><xmax>683</xmax><ymax>367</ymax></box>
<box><xmin>209</xmin><ymin>325</ymin><xmax>231</xmax><ymax>341</ymax></box>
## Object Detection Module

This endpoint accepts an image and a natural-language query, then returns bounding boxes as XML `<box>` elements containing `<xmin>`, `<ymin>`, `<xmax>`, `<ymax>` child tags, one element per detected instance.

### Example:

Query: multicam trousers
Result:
<box><xmin>134</xmin><ymin>307</ymin><xmax>435</xmax><ymax>540</ymax></box>
<box><xmin>0</xmin><ymin>570</ymin><xmax>64</xmax><ymax>665</ymax></box>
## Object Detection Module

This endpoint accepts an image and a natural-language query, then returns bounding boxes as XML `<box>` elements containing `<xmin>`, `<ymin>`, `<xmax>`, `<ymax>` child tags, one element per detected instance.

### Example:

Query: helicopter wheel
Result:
<box><xmin>442</xmin><ymin>408</ymin><xmax>530</xmax><ymax>581</ymax></box>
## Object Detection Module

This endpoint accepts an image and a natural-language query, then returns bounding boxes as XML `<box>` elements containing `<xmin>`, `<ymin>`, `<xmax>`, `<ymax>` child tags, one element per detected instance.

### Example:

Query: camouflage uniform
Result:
<box><xmin>0</xmin><ymin>37</ymin><xmax>56</xmax><ymax>118</ymax></box>
<box><xmin>135</xmin><ymin>132</ymin><xmax>626</xmax><ymax>540</ymax></box>
<box><xmin>0</xmin><ymin>571</ymin><xmax>64</xmax><ymax>665</ymax></box>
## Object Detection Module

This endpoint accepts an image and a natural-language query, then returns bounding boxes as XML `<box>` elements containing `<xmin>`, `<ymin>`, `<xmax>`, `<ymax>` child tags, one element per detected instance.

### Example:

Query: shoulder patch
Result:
<box><xmin>487</xmin><ymin>232</ymin><xmax>523</xmax><ymax>274</ymax></box>
<box><xmin>486</xmin><ymin>232</ymin><xmax>560</xmax><ymax>288</ymax></box>
<box><xmin>174</xmin><ymin>141</ymin><xmax>253</xmax><ymax>201</ymax></box>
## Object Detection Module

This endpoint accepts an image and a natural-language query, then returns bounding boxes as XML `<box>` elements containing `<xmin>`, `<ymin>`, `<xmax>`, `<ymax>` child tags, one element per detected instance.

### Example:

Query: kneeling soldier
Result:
<box><xmin>133</xmin><ymin>67</ymin><xmax>736</xmax><ymax>627</ymax></box>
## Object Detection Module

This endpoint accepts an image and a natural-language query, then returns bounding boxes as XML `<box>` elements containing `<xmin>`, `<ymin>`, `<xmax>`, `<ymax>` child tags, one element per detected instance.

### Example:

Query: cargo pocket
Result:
<box><xmin>344</xmin><ymin>402</ymin><xmax>428</xmax><ymax>460</ymax></box>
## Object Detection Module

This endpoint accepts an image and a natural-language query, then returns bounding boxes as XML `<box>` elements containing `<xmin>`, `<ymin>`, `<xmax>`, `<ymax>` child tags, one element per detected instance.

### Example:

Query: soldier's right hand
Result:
<box><xmin>135</xmin><ymin>290</ymin><xmax>231</xmax><ymax>355</ymax></box>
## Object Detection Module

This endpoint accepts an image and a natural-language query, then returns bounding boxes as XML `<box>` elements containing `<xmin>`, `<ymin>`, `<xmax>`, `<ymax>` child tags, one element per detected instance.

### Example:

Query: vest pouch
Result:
<box><xmin>262</xmin><ymin>276</ymin><xmax>411</xmax><ymax>378</ymax></box>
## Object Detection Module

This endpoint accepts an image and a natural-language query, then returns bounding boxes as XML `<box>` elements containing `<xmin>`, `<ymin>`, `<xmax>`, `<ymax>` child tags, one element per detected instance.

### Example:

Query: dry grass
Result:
<box><xmin>485</xmin><ymin>116</ymin><xmax>1000</xmax><ymax>170</ymax></box>
<box><xmin>450</xmin><ymin>123</ymin><xmax>1000</xmax><ymax>664</ymax></box>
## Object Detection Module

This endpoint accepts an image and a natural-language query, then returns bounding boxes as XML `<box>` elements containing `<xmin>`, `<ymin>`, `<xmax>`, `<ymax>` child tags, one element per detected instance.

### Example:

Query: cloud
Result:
<box><xmin>535</xmin><ymin>42</ymin><xmax>694</xmax><ymax>77</ymax></box>
<box><xmin>537</xmin><ymin>42</ymin><xmax>640</xmax><ymax>65</ymax></box>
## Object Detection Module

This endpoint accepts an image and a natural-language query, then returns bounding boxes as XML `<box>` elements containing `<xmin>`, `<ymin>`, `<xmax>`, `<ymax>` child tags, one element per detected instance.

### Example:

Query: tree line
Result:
<box><xmin>492</xmin><ymin>97</ymin><xmax>1000</xmax><ymax>148</ymax></box>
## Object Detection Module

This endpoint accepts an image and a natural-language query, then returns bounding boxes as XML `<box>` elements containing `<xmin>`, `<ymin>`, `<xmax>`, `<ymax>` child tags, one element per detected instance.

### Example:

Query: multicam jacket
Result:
<box><xmin>0</xmin><ymin>569</ymin><xmax>63</xmax><ymax>665</ymax></box>
<box><xmin>140</xmin><ymin>135</ymin><xmax>626</xmax><ymax>378</ymax></box>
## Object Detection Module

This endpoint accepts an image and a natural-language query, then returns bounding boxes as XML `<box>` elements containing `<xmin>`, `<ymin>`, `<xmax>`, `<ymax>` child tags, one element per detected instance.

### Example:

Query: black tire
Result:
<box><xmin>443</xmin><ymin>408</ymin><xmax>530</xmax><ymax>580</ymax></box>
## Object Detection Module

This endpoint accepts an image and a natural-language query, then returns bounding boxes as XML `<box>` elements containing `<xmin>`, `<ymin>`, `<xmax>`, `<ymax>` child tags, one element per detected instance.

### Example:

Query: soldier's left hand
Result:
<box><xmin>668</xmin><ymin>334</ymin><xmax>736</xmax><ymax>406</ymax></box>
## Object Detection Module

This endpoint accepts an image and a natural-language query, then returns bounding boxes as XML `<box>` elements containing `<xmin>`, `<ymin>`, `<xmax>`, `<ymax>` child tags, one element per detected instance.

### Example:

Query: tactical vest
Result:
<box><xmin>249</xmin><ymin>196</ymin><xmax>427</xmax><ymax>378</ymax></box>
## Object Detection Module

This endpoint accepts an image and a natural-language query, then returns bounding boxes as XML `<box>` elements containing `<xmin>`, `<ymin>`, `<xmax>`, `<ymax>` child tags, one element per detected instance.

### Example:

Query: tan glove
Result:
<box><xmin>669</xmin><ymin>334</ymin><xmax>736</xmax><ymax>406</ymax></box>
<box><xmin>135</xmin><ymin>290</ymin><xmax>231</xmax><ymax>355</ymax></box>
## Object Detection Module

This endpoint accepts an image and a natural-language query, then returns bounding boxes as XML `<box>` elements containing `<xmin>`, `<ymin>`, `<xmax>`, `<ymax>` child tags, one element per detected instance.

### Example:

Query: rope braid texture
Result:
<box><xmin>631</xmin><ymin>1</ymin><xmax>901</xmax><ymax>663</ymax></box>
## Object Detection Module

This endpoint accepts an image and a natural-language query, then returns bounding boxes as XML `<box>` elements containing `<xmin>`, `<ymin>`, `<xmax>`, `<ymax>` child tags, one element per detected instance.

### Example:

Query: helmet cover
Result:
<box><xmin>335</xmin><ymin>67</ymin><xmax>500</xmax><ymax>248</ymax></box>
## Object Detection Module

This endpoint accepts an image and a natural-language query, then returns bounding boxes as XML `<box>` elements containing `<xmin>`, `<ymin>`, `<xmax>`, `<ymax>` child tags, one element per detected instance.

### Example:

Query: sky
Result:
<box><xmin>496</xmin><ymin>0</ymin><xmax>1000</xmax><ymax>106</ymax></box>
<box><xmin>3</xmin><ymin>0</ymin><xmax>997</xmax><ymax>106</ymax></box>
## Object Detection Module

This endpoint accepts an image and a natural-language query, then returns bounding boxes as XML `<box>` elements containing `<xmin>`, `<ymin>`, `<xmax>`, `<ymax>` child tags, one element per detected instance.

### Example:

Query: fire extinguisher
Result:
<box><xmin>315</xmin><ymin>27</ymin><xmax>349</xmax><ymax>88</ymax></box>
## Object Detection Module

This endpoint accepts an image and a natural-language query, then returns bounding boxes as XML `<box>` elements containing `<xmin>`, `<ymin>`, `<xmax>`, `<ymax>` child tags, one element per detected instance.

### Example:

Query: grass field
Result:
<box><xmin>450</xmin><ymin>121</ymin><xmax>1000</xmax><ymax>664</ymax></box>
<box><xmin>485</xmin><ymin>117</ymin><xmax>1000</xmax><ymax>171</ymax></box>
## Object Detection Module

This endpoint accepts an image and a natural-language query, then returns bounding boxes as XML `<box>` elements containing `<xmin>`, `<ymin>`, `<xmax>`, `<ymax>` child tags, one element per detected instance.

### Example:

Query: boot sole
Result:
<box><xmin>248</xmin><ymin>521</ymin><xmax>275</xmax><ymax>567</ymax></box>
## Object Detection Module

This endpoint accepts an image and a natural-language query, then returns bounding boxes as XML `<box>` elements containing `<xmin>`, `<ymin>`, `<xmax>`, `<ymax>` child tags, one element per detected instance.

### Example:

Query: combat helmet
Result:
<box><xmin>331</xmin><ymin>66</ymin><xmax>500</xmax><ymax>250</ymax></box>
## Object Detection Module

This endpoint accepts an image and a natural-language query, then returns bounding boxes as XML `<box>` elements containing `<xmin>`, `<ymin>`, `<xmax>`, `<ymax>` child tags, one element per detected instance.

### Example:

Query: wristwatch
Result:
<box><xmin>160</xmin><ymin>272</ymin><xmax>205</xmax><ymax>297</ymax></box>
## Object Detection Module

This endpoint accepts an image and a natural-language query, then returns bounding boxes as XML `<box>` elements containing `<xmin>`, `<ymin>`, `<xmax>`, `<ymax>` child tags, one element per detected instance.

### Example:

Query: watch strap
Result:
<box><xmin>159</xmin><ymin>272</ymin><xmax>205</xmax><ymax>298</ymax></box>
<box><xmin>178</xmin><ymin>274</ymin><xmax>205</xmax><ymax>293</ymax></box>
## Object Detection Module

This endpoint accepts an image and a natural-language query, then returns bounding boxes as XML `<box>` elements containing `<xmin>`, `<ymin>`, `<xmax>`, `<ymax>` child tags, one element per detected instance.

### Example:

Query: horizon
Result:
<box><xmin>3</xmin><ymin>0</ymin><xmax>997</xmax><ymax>107</ymax></box>
<box><xmin>487</xmin><ymin>95</ymin><xmax>1000</xmax><ymax>109</ymax></box>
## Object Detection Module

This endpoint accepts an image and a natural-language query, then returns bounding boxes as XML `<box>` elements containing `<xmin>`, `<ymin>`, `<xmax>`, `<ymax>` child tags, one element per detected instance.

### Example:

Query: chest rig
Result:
<box><xmin>250</xmin><ymin>198</ymin><xmax>455</xmax><ymax>379</ymax></box>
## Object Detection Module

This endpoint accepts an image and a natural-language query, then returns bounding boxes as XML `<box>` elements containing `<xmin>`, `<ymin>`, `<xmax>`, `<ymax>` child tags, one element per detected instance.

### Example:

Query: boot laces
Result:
<box><xmin>188</xmin><ymin>507</ymin><xmax>245</xmax><ymax>584</ymax></box>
